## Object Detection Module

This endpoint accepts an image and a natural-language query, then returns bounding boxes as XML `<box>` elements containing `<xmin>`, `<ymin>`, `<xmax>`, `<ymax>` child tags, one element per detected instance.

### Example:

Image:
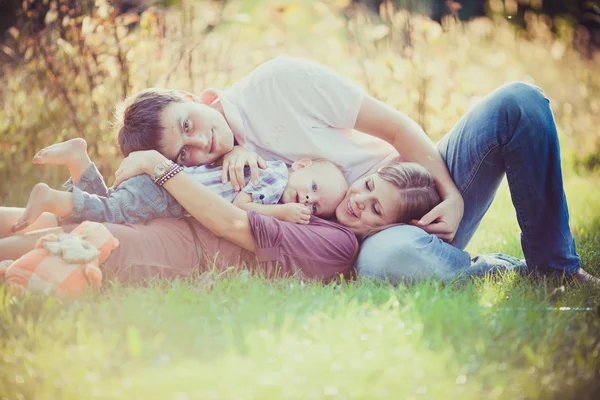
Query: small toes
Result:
<box><xmin>32</xmin><ymin>149</ymin><xmax>46</xmax><ymax>163</ymax></box>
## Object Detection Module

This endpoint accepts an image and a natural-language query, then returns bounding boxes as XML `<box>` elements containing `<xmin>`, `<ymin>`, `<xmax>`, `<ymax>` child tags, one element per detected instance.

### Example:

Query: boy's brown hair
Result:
<box><xmin>113</xmin><ymin>88</ymin><xmax>184</xmax><ymax>157</ymax></box>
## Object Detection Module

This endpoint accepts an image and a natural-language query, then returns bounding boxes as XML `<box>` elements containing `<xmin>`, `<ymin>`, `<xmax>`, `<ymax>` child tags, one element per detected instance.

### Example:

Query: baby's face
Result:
<box><xmin>280</xmin><ymin>160</ymin><xmax>348</xmax><ymax>219</ymax></box>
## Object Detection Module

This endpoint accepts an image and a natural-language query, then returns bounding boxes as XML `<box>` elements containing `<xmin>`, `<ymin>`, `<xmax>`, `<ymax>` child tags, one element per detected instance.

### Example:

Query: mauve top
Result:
<box><xmin>192</xmin><ymin>211</ymin><xmax>359</xmax><ymax>282</ymax></box>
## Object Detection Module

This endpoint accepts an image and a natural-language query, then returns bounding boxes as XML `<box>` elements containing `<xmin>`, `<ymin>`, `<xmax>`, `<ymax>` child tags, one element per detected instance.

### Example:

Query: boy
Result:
<box><xmin>12</xmin><ymin>138</ymin><xmax>348</xmax><ymax>232</ymax></box>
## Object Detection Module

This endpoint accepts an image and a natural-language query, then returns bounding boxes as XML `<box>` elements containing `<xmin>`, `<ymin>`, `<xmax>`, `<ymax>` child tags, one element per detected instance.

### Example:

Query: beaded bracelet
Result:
<box><xmin>152</xmin><ymin>162</ymin><xmax>173</xmax><ymax>185</ymax></box>
<box><xmin>156</xmin><ymin>164</ymin><xmax>184</xmax><ymax>186</ymax></box>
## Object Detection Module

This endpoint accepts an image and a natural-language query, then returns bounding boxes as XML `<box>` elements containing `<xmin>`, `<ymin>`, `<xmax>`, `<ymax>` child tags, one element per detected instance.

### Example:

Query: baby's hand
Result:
<box><xmin>279</xmin><ymin>203</ymin><xmax>311</xmax><ymax>224</ymax></box>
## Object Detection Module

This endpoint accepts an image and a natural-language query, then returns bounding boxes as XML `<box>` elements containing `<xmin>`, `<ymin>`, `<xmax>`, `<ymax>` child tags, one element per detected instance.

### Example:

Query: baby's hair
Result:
<box><xmin>112</xmin><ymin>88</ymin><xmax>185</xmax><ymax>157</ymax></box>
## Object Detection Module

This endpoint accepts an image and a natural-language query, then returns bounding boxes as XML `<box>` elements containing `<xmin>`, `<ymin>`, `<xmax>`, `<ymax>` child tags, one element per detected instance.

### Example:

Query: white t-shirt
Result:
<box><xmin>213</xmin><ymin>56</ymin><xmax>398</xmax><ymax>184</ymax></box>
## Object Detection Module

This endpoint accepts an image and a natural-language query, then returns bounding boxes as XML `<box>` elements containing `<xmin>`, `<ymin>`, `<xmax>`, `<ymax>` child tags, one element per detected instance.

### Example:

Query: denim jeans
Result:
<box><xmin>357</xmin><ymin>82</ymin><xmax>581</xmax><ymax>283</ymax></box>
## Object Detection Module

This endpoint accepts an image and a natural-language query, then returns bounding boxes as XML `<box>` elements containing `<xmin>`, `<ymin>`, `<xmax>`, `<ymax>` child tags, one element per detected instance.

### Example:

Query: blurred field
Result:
<box><xmin>1</xmin><ymin>0</ymin><xmax>600</xmax><ymax>205</ymax></box>
<box><xmin>1</xmin><ymin>1</ymin><xmax>600</xmax><ymax>399</ymax></box>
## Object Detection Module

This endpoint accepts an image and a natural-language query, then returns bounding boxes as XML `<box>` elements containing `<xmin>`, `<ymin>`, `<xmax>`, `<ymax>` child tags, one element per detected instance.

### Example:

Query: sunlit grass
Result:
<box><xmin>1</xmin><ymin>173</ymin><xmax>599</xmax><ymax>399</ymax></box>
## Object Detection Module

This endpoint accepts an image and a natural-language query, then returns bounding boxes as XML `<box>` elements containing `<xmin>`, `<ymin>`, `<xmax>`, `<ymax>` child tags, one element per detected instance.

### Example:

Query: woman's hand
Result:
<box><xmin>113</xmin><ymin>150</ymin><xmax>166</xmax><ymax>188</ymax></box>
<box><xmin>218</xmin><ymin>146</ymin><xmax>267</xmax><ymax>191</ymax></box>
<box><xmin>411</xmin><ymin>194</ymin><xmax>464</xmax><ymax>243</ymax></box>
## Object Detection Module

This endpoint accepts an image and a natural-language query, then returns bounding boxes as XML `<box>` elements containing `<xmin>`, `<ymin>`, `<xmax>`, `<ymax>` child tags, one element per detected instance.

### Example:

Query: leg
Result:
<box><xmin>0</xmin><ymin>227</ymin><xmax>63</xmax><ymax>261</ymax></box>
<box><xmin>437</xmin><ymin>82</ymin><xmax>580</xmax><ymax>275</ymax></box>
<box><xmin>0</xmin><ymin>207</ymin><xmax>59</xmax><ymax>239</ymax></box>
<box><xmin>358</xmin><ymin>225</ymin><xmax>471</xmax><ymax>284</ymax></box>
<box><xmin>12</xmin><ymin>184</ymin><xmax>74</xmax><ymax>233</ymax></box>
<box><xmin>358</xmin><ymin>82</ymin><xmax>579</xmax><ymax>283</ymax></box>
<box><xmin>1</xmin><ymin>218</ymin><xmax>202</xmax><ymax>284</ymax></box>
<box><xmin>357</xmin><ymin>225</ymin><xmax>525</xmax><ymax>283</ymax></box>
<box><xmin>33</xmin><ymin>138</ymin><xmax>92</xmax><ymax>183</ymax></box>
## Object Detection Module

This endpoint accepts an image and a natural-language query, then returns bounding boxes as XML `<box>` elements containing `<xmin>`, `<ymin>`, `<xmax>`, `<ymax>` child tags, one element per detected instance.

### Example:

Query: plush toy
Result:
<box><xmin>0</xmin><ymin>221</ymin><xmax>119</xmax><ymax>298</ymax></box>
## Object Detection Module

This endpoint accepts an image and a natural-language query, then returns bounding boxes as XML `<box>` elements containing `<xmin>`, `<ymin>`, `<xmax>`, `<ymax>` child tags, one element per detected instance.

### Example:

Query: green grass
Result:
<box><xmin>1</xmin><ymin>175</ymin><xmax>600</xmax><ymax>400</ymax></box>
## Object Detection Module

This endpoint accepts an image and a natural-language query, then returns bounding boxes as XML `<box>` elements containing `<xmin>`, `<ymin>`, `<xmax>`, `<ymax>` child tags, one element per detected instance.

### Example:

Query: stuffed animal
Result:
<box><xmin>0</xmin><ymin>221</ymin><xmax>119</xmax><ymax>298</ymax></box>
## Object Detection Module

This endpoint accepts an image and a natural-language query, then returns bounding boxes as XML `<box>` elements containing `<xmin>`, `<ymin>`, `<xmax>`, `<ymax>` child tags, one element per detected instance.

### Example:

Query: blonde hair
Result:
<box><xmin>361</xmin><ymin>162</ymin><xmax>442</xmax><ymax>241</ymax></box>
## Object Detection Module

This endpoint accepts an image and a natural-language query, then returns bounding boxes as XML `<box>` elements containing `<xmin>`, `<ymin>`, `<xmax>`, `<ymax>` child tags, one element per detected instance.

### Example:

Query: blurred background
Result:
<box><xmin>1</xmin><ymin>0</ymin><xmax>599</xmax><ymax>205</ymax></box>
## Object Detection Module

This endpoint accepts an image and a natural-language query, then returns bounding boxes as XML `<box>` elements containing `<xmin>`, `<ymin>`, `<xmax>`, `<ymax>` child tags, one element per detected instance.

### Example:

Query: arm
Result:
<box><xmin>129</xmin><ymin>151</ymin><xmax>256</xmax><ymax>252</ymax></box>
<box><xmin>355</xmin><ymin>96</ymin><xmax>460</xmax><ymax>200</ymax></box>
<box><xmin>354</xmin><ymin>95</ymin><xmax>464</xmax><ymax>241</ymax></box>
<box><xmin>269</xmin><ymin>57</ymin><xmax>462</xmax><ymax>241</ymax></box>
<box><xmin>233</xmin><ymin>192</ymin><xmax>311</xmax><ymax>224</ymax></box>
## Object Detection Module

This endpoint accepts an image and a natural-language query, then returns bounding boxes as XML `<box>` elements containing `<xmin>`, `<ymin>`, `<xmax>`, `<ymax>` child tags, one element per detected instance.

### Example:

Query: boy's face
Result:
<box><xmin>160</xmin><ymin>100</ymin><xmax>234</xmax><ymax>166</ymax></box>
<box><xmin>280</xmin><ymin>160</ymin><xmax>348</xmax><ymax>219</ymax></box>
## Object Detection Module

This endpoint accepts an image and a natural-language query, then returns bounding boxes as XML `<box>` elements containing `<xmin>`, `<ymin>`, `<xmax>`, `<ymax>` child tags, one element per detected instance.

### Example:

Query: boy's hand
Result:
<box><xmin>113</xmin><ymin>150</ymin><xmax>166</xmax><ymax>188</ymax></box>
<box><xmin>279</xmin><ymin>203</ymin><xmax>311</xmax><ymax>224</ymax></box>
<box><xmin>219</xmin><ymin>146</ymin><xmax>267</xmax><ymax>190</ymax></box>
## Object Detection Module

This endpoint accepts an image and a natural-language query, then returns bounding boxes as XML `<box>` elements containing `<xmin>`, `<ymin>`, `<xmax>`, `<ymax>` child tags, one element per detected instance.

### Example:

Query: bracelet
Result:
<box><xmin>155</xmin><ymin>164</ymin><xmax>184</xmax><ymax>186</ymax></box>
<box><xmin>156</xmin><ymin>164</ymin><xmax>183</xmax><ymax>186</ymax></box>
<box><xmin>151</xmin><ymin>159</ymin><xmax>175</xmax><ymax>183</ymax></box>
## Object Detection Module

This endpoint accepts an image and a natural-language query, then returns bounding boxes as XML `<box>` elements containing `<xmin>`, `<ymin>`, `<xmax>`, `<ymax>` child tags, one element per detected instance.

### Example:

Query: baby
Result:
<box><xmin>12</xmin><ymin>138</ymin><xmax>348</xmax><ymax>232</ymax></box>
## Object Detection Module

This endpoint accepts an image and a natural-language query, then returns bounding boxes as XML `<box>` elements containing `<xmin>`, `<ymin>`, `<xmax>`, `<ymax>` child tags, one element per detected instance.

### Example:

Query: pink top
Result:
<box><xmin>248</xmin><ymin>211</ymin><xmax>358</xmax><ymax>281</ymax></box>
<box><xmin>192</xmin><ymin>211</ymin><xmax>358</xmax><ymax>282</ymax></box>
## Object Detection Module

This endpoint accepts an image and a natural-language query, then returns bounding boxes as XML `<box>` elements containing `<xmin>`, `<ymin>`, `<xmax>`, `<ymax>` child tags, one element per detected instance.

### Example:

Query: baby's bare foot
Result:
<box><xmin>33</xmin><ymin>138</ymin><xmax>88</xmax><ymax>165</ymax></box>
<box><xmin>12</xmin><ymin>183</ymin><xmax>52</xmax><ymax>233</ymax></box>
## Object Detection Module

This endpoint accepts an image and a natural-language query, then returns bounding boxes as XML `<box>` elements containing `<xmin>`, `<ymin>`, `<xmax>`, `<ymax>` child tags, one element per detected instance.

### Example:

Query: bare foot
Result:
<box><xmin>32</xmin><ymin>138</ymin><xmax>88</xmax><ymax>166</ymax></box>
<box><xmin>12</xmin><ymin>183</ymin><xmax>53</xmax><ymax>233</ymax></box>
<box><xmin>33</xmin><ymin>138</ymin><xmax>92</xmax><ymax>182</ymax></box>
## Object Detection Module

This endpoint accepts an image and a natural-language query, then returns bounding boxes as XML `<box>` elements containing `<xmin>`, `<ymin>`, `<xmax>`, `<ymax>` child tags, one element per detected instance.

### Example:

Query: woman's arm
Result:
<box><xmin>114</xmin><ymin>150</ymin><xmax>256</xmax><ymax>251</ymax></box>
<box><xmin>354</xmin><ymin>95</ymin><xmax>464</xmax><ymax>242</ymax></box>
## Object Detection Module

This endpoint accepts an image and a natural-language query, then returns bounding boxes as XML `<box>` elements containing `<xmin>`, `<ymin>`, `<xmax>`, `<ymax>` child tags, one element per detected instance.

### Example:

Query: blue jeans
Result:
<box><xmin>357</xmin><ymin>82</ymin><xmax>581</xmax><ymax>283</ymax></box>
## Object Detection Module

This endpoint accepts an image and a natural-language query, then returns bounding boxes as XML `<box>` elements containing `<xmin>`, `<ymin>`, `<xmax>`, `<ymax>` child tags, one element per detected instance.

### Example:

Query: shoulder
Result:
<box><xmin>243</xmin><ymin>160</ymin><xmax>289</xmax><ymax>204</ymax></box>
<box><xmin>262</xmin><ymin>160</ymin><xmax>289</xmax><ymax>178</ymax></box>
<box><xmin>249</xmin><ymin>211</ymin><xmax>357</xmax><ymax>253</ymax></box>
<box><xmin>243</xmin><ymin>56</ymin><xmax>338</xmax><ymax>89</ymax></box>
<box><xmin>248</xmin><ymin>212</ymin><xmax>359</xmax><ymax>280</ymax></box>
<box><xmin>247</xmin><ymin>160</ymin><xmax>288</xmax><ymax>188</ymax></box>
<box><xmin>252</xmin><ymin>56</ymin><xmax>312</xmax><ymax>76</ymax></box>
<box><xmin>288</xmin><ymin>217</ymin><xmax>359</xmax><ymax>260</ymax></box>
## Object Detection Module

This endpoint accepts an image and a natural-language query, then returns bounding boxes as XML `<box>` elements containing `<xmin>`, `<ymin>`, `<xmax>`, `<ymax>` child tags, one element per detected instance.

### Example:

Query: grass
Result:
<box><xmin>1</xmin><ymin>174</ymin><xmax>600</xmax><ymax>400</ymax></box>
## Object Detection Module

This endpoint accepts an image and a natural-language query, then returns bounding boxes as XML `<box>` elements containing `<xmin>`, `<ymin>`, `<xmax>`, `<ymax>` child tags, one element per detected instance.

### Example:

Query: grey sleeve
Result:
<box><xmin>62</xmin><ymin>163</ymin><xmax>110</xmax><ymax>197</ymax></box>
<box><xmin>59</xmin><ymin>174</ymin><xmax>186</xmax><ymax>225</ymax></box>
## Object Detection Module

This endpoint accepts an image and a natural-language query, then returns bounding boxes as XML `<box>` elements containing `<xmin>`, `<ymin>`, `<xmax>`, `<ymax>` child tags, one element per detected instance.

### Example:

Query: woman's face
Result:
<box><xmin>334</xmin><ymin>173</ymin><xmax>403</xmax><ymax>236</ymax></box>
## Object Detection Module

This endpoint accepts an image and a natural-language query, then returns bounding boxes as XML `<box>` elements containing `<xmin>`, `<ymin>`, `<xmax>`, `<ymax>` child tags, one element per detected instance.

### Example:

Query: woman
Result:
<box><xmin>1</xmin><ymin>56</ymin><xmax>595</xmax><ymax>285</ymax></box>
<box><xmin>0</xmin><ymin>162</ymin><xmax>439</xmax><ymax>283</ymax></box>
<box><xmin>358</xmin><ymin>82</ymin><xmax>598</xmax><ymax>285</ymax></box>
